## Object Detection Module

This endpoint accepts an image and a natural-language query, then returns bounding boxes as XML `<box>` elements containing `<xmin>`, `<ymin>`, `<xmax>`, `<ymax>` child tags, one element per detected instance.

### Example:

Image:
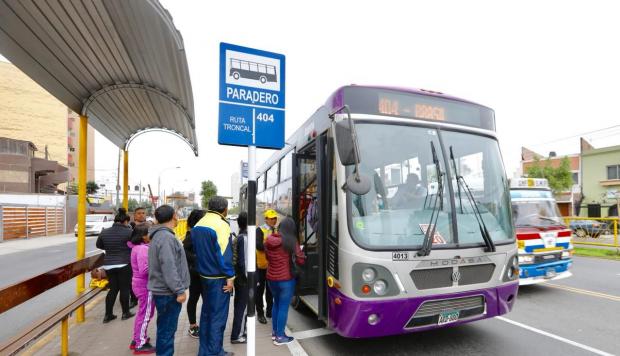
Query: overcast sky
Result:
<box><xmin>91</xmin><ymin>0</ymin><xmax>620</xmax><ymax>201</ymax></box>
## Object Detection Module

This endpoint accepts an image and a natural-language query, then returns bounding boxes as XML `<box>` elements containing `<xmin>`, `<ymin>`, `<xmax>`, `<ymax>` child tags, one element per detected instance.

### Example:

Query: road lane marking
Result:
<box><xmin>291</xmin><ymin>327</ymin><xmax>335</xmax><ymax>340</ymax></box>
<box><xmin>544</xmin><ymin>283</ymin><xmax>620</xmax><ymax>302</ymax></box>
<box><xmin>285</xmin><ymin>326</ymin><xmax>309</xmax><ymax>356</ymax></box>
<box><xmin>497</xmin><ymin>317</ymin><xmax>614</xmax><ymax>356</ymax></box>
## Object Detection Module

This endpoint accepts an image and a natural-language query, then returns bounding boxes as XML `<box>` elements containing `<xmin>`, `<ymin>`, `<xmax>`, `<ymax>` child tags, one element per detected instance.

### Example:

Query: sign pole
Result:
<box><xmin>246</xmin><ymin>145</ymin><xmax>257</xmax><ymax>356</ymax></box>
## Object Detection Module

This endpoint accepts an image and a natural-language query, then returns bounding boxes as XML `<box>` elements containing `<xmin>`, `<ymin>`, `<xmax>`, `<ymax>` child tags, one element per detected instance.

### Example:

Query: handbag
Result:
<box><xmin>90</xmin><ymin>267</ymin><xmax>107</xmax><ymax>280</ymax></box>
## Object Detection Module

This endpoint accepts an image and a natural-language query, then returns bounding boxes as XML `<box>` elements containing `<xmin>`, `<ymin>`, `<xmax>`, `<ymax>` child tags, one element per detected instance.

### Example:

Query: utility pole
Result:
<box><xmin>115</xmin><ymin>149</ymin><xmax>121</xmax><ymax>209</ymax></box>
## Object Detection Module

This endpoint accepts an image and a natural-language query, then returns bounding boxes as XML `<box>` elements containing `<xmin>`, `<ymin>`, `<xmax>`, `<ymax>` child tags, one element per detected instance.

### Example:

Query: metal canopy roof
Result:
<box><xmin>0</xmin><ymin>0</ymin><xmax>198</xmax><ymax>155</ymax></box>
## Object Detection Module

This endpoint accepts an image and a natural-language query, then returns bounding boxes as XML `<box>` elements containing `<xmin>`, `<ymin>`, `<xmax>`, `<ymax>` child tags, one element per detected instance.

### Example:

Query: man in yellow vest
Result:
<box><xmin>256</xmin><ymin>209</ymin><xmax>277</xmax><ymax>324</ymax></box>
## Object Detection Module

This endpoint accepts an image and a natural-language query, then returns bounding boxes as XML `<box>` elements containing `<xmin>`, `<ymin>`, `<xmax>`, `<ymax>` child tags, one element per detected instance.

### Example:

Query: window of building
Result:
<box><xmin>572</xmin><ymin>172</ymin><xmax>579</xmax><ymax>185</ymax></box>
<box><xmin>607</xmin><ymin>165</ymin><xmax>620</xmax><ymax>180</ymax></box>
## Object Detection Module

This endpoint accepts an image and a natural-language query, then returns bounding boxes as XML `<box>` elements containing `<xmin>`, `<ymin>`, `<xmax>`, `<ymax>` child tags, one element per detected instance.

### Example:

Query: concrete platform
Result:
<box><xmin>25</xmin><ymin>291</ymin><xmax>294</xmax><ymax>356</ymax></box>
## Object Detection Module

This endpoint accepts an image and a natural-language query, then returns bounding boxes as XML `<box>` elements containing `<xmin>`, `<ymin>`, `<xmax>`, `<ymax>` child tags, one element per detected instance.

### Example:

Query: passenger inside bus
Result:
<box><xmin>391</xmin><ymin>173</ymin><xmax>427</xmax><ymax>209</ymax></box>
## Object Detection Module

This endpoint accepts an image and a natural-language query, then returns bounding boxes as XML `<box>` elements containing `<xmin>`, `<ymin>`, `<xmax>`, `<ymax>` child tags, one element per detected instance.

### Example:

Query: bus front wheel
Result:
<box><xmin>232</xmin><ymin>72</ymin><xmax>240</xmax><ymax>80</ymax></box>
<box><xmin>260</xmin><ymin>75</ymin><xmax>267</xmax><ymax>84</ymax></box>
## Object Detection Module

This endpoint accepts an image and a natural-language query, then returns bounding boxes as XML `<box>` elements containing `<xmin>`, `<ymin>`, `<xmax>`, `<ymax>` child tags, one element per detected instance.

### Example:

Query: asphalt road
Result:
<box><xmin>288</xmin><ymin>256</ymin><xmax>620</xmax><ymax>356</ymax></box>
<box><xmin>0</xmin><ymin>237</ymin><xmax>99</xmax><ymax>343</ymax></box>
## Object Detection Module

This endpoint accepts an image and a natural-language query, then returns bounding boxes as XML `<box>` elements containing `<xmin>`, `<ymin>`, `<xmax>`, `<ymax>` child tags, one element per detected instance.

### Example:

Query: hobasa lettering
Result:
<box><xmin>227</xmin><ymin>87</ymin><xmax>279</xmax><ymax>105</ymax></box>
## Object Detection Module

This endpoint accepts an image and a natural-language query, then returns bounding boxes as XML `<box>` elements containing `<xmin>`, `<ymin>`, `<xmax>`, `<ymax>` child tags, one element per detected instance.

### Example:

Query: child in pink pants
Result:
<box><xmin>129</xmin><ymin>225</ymin><xmax>155</xmax><ymax>354</ymax></box>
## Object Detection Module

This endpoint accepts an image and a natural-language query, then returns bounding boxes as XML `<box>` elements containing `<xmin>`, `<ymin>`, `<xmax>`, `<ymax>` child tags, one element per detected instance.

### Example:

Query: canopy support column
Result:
<box><xmin>123</xmin><ymin>150</ymin><xmax>129</xmax><ymax>211</ymax></box>
<box><xmin>76</xmin><ymin>115</ymin><xmax>87</xmax><ymax>322</ymax></box>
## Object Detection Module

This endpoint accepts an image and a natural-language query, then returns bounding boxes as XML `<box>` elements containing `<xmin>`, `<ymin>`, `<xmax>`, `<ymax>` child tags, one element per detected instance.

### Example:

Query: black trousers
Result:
<box><xmin>186</xmin><ymin>272</ymin><xmax>202</xmax><ymax>325</ymax></box>
<box><xmin>231</xmin><ymin>282</ymin><xmax>248</xmax><ymax>340</ymax></box>
<box><xmin>256</xmin><ymin>268</ymin><xmax>272</xmax><ymax>317</ymax></box>
<box><xmin>105</xmin><ymin>265</ymin><xmax>131</xmax><ymax>316</ymax></box>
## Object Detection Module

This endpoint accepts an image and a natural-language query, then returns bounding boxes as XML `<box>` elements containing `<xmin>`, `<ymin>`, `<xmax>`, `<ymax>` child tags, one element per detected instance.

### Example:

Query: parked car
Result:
<box><xmin>569</xmin><ymin>219</ymin><xmax>609</xmax><ymax>238</ymax></box>
<box><xmin>74</xmin><ymin>214</ymin><xmax>114</xmax><ymax>236</ymax></box>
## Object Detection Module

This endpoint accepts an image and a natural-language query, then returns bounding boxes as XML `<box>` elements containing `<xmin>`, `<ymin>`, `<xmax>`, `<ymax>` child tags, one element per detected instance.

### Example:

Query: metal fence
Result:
<box><xmin>0</xmin><ymin>205</ymin><xmax>65</xmax><ymax>241</ymax></box>
<box><xmin>563</xmin><ymin>216</ymin><xmax>619</xmax><ymax>247</ymax></box>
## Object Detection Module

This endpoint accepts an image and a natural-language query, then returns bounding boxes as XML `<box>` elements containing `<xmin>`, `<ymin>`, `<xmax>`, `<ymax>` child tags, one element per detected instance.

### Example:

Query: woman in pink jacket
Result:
<box><xmin>129</xmin><ymin>225</ymin><xmax>156</xmax><ymax>354</ymax></box>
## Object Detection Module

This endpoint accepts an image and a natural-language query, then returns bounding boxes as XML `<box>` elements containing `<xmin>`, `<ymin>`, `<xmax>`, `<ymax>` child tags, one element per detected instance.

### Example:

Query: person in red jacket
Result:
<box><xmin>264</xmin><ymin>217</ymin><xmax>305</xmax><ymax>346</ymax></box>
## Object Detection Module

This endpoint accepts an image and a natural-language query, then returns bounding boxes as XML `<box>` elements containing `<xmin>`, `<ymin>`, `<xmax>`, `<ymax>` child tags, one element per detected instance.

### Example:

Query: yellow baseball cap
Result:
<box><xmin>264</xmin><ymin>209</ymin><xmax>278</xmax><ymax>219</ymax></box>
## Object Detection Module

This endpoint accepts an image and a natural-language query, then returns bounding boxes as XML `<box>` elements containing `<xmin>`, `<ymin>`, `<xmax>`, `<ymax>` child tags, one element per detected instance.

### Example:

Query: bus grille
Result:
<box><xmin>410</xmin><ymin>268</ymin><xmax>453</xmax><ymax>290</ymax></box>
<box><xmin>458</xmin><ymin>264</ymin><xmax>495</xmax><ymax>285</ymax></box>
<box><xmin>405</xmin><ymin>295</ymin><xmax>485</xmax><ymax>328</ymax></box>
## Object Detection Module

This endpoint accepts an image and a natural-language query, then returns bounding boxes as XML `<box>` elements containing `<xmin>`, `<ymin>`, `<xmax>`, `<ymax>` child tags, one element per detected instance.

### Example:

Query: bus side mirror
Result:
<box><xmin>334</xmin><ymin>120</ymin><xmax>357</xmax><ymax>166</ymax></box>
<box><xmin>334</xmin><ymin>119</ymin><xmax>371</xmax><ymax>195</ymax></box>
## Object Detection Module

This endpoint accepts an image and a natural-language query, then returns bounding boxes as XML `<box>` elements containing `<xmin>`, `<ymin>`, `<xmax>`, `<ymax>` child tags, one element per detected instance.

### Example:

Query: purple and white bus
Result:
<box><xmin>248</xmin><ymin>85</ymin><xmax>518</xmax><ymax>338</ymax></box>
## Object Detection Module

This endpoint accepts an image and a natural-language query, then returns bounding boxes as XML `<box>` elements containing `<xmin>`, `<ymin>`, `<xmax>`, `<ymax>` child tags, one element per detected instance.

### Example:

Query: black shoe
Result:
<box><xmin>257</xmin><ymin>315</ymin><xmax>267</xmax><ymax>324</ymax></box>
<box><xmin>133</xmin><ymin>342</ymin><xmax>156</xmax><ymax>354</ymax></box>
<box><xmin>129</xmin><ymin>300</ymin><xmax>138</xmax><ymax>309</ymax></box>
<box><xmin>103</xmin><ymin>314</ymin><xmax>117</xmax><ymax>323</ymax></box>
<box><xmin>230</xmin><ymin>336</ymin><xmax>246</xmax><ymax>344</ymax></box>
<box><xmin>266</xmin><ymin>311</ymin><xmax>272</xmax><ymax>318</ymax></box>
<box><xmin>122</xmin><ymin>312</ymin><xmax>135</xmax><ymax>320</ymax></box>
<box><xmin>188</xmin><ymin>325</ymin><xmax>199</xmax><ymax>339</ymax></box>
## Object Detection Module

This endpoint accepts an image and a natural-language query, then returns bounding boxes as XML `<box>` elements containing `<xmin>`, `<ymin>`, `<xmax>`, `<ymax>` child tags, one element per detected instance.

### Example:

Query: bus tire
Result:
<box><xmin>232</xmin><ymin>72</ymin><xmax>240</xmax><ymax>80</ymax></box>
<box><xmin>260</xmin><ymin>75</ymin><xmax>267</xmax><ymax>84</ymax></box>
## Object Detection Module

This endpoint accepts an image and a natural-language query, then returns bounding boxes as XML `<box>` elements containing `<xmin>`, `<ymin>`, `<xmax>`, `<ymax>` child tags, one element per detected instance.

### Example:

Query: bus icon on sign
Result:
<box><xmin>229</xmin><ymin>58</ymin><xmax>277</xmax><ymax>84</ymax></box>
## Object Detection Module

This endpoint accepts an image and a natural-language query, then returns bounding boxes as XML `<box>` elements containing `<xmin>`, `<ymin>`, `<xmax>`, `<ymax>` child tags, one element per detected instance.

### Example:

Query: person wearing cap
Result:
<box><xmin>191</xmin><ymin>196</ymin><xmax>235</xmax><ymax>356</ymax></box>
<box><xmin>255</xmin><ymin>209</ymin><xmax>277</xmax><ymax>324</ymax></box>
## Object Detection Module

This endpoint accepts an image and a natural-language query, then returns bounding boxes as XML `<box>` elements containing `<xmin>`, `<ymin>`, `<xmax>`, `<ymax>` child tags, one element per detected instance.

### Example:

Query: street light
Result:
<box><xmin>158</xmin><ymin>166</ymin><xmax>181</xmax><ymax>207</ymax></box>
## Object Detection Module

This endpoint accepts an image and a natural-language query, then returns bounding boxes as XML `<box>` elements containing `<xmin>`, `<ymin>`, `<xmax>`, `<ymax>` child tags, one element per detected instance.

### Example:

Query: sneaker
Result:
<box><xmin>129</xmin><ymin>300</ymin><xmax>138</xmax><ymax>309</ymax></box>
<box><xmin>122</xmin><ymin>312</ymin><xmax>135</xmax><ymax>320</ymax></box>
<box><xmin>103</xmin><ymin>314</ymin><xmax>117</xmax><ymax>323</ymax></box>
<box><xmin>273</xmin><ymin>335</ymin><xmax>294</xmax><ymax>346</ymax></box>
<box><xmin>271</xmin><ymin>333</ymin><xmax>276</xmax><ymax>340</ymax></box>
<box><xmin>257</xmin><ymin>315</ymin><xmax>267</xmax><ymax>324</ymax></box>
<box><xmin>230</xmin><ymin>336</ymin><xmax>246</xmax><ymax>344</ymax></box>
<box><xmin>130</xmin><ymin>338</ymin><xmax>151</xmax><ymax>349</ymax></box>
<box><xmin>133</xmin><ymin>342</ymin><xmax>156</xmax><ymax>354</ymax></box>
<box><xmin>188</xmin><ymin>325</ymin><xmax>199</xmax><ymax>339</ymax></box>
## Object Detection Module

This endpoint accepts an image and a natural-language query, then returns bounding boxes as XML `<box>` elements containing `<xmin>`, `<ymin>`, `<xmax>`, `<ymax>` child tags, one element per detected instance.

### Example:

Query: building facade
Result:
<box><xmin>0</xmin><ymin>61</ymin><xmax>94</xmax><ymax>190</ymax></box>
<box><xmin>580</xmin><ymin>141</ymin><xmax>620</xmax><ymax>217</ymax></box>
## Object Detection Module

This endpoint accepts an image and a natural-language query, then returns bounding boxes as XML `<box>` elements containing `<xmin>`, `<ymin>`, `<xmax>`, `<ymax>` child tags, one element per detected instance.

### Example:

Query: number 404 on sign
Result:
<box><xmin>256</xmin><ymin>112</ymin><xmax>274</xmax><ymax>122</ymax></box>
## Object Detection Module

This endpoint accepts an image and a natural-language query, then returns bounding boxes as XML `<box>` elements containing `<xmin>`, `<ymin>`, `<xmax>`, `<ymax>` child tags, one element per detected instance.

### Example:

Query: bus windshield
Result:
<box><xmin>511</xmin><ymin>200</ymin><xmax>564</xmax><ymax>227</ymax></box>
<box><xmin>347</xmin><ymin>122</ymin><xmax>513</xmax><ymax>250</ymax></box>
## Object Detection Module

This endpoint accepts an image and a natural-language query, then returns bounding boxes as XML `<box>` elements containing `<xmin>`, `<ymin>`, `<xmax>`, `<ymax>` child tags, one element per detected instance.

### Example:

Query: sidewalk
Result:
<box><xmin>27</xmin><ymin>292</ymin><xmax>294</xmax><ymax>356</ymax></box>
<box><xmin>0</xmin><ymin>233</ymin><xmax>98</xmax><ymax>256</ymax></box>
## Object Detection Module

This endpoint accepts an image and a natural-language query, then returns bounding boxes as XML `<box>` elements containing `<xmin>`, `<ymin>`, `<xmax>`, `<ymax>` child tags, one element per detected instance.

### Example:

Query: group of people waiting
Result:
<box><xmin>95</xmin><ymin>197</ymin><xmax>305</xmax><ymax>356</ymax></box>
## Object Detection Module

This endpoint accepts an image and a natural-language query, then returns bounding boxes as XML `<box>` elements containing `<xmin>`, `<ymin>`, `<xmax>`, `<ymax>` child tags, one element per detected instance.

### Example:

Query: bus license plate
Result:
<box><xmin>545</xmin><ymin>268</ymin><xmax>557</xmax><ymax>279</ymax></box>
<box><xmin>438</xmin><ymin>310</ymin><xmax>460</xmax><ymax>325</ymax></box>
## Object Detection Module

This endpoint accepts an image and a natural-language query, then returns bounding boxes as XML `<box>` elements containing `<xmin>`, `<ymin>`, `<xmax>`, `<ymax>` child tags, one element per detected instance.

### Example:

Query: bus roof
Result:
<box><xmin>257</xmin><ymin>85</ymin><xmax>495</xmax><ymax>174</ymax></box>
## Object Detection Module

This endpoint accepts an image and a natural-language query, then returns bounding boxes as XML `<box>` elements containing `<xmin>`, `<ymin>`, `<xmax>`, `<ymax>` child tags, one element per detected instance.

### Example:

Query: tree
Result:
<box><xmin>86</xmin><ymin>181</ymin><xmax>99</xmax><ymax>194</ymax></box>
<box><xmin>526</xmin><ymin>157</ymin><xmax>573</xmax><ymax>193</ymax></box>
<box><xmin>200</xmin><ymin>180</ymin><xmax>218</xmax><ymax>208</ymax></box>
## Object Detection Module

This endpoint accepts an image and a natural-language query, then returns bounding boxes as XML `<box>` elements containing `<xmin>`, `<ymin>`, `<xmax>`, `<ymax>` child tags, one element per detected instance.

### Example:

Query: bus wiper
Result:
<box><xmin>418</xmin><ymin>141</ymin><xmax>444</xmax><ymax>257</ymax></box>
<box><xmin>449</xmin><ymin>146</ymin><xmax>464</xmax><ymax>214</ymax></box>
<box><xmin>450</xmin><ymin>146</ymin><xmax>496</xmax><ymax>253</ymax></box>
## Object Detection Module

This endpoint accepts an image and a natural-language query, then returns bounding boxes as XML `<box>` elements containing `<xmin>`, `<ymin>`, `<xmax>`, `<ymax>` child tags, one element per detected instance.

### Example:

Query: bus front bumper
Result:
<box><xmin>327</xmin><ymin>282</ymin><xmax>518</xmax><ymax>338</ymax></box>
<box><xmin>518</xmin><ymin>259</ymin><xmax>572</xmax><ymax>286</ymax></box>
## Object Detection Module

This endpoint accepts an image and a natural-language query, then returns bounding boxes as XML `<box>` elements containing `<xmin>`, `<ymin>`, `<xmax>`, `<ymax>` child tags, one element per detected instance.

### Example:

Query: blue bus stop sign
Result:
<box><xmin>218</xmin><ymin>43</ymin><xmax>285</xmax><ymax>149</ymax></box>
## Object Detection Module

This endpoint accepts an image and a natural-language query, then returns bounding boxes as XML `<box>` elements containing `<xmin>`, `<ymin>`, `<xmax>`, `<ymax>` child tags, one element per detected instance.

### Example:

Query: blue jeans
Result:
<box><xmin>153</xmin><ymin>294</ymin><xmax>182</xmax><ymax>356</ymax></box>
<box><xmin>199</xmin><ymin>278</ymin><xmax>231</xmax><ymax>356</ymax></box>
<box><xmin>268</xmin><ymin>279</ymin><xmax>296</xmax><ymax>337</ymax></box>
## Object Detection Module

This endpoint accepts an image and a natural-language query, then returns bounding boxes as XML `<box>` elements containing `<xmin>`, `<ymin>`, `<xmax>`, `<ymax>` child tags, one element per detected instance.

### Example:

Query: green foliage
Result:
<box><xmin>200</xmin><ymin>180</ymin><xmax>218</xmax><ymax>208</ymax></box>
<box><xmin>86</xmin><ymin>181</ymin><xmax>99</xmax><ymax>194</ymax></box>
<box><xmin>526</xmin><ymin>157</ymin><xmax>573</xmax><ymax>193</ymax></box>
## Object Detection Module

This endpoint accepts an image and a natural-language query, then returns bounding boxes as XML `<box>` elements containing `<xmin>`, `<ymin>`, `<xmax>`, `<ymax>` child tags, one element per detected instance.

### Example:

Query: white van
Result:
<box><xmin>74</xmin><ymin>214</ymin><xmax>114</xmax><ymax>236</ymax></box>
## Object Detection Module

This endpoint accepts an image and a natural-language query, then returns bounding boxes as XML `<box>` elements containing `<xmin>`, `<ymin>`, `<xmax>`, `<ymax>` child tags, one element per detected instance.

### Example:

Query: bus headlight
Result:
<box><xmin>504</xmin><ymin>255</ymin><xmax>519</xmax><ymax>281</ymax></box>
<box><xmin>373</xmin><ymin>280</ymin><xmax>387</xmax><ymax>295</ymax></box>
<box><xmin>518</xmin><ymin>255</ymin><xmax>534</xmax><ymax>264</ymax></box>
<box><xmin>561</xmin><ymin>250</ymin><xmax>573</xmax><ymax>259</ymax></box>
<box><xmin>362</xmin><ymin>268</ymin><xmax>376</xmax><ymax>283</ymax></box>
